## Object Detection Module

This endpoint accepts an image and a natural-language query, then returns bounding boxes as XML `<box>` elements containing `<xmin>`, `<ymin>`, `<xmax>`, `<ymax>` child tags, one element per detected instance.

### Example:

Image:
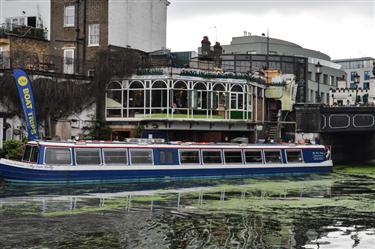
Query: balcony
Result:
<box><xmin>0</xmin><ymin>24</ymin><xmax>47</xmax><ymax>40</ymax></box>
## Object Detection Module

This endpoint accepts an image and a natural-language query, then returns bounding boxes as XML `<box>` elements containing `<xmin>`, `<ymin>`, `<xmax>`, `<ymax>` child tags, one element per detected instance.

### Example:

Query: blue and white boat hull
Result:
<box><xmin>0</xmin><ymin>159</ymin><xmax>332</xmax><ymax>182</ymax></box>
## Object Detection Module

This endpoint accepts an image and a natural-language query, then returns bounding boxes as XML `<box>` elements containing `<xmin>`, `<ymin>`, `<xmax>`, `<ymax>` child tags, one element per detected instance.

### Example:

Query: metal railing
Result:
<box><xmin>0</xmin><ymin>24</ymin><xmax>47</xmax><ymax>40</ymax></box>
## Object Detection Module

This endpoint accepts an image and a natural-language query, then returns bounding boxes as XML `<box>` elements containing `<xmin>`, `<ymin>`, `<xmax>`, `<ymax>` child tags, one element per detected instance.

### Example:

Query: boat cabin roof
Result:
<box><xmin>26</xmin><ymin>140</ymin><xmax>326</xmax><ymax>150</ymax></box>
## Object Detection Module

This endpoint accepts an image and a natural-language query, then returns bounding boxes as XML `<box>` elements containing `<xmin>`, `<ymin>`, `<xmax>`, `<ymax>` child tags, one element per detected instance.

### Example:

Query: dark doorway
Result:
<box><xmin>27</xmin><ymin>17</ymin><xmax>37</xmax><ymax>27</ymax></box>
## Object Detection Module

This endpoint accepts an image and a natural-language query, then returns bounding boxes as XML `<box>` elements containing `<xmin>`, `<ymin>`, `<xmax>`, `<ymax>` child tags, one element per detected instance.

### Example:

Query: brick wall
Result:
<box><xmin>50</xmin><ymin>0</ymin><xmax>109</xmax><ymax>74</ymax></box>
<box><xmin>11</xmin><ymin>37</ymin><xmax>49</xmax><ymax>55</ymax></box>
<box><xmin>9</xmin><ymin>36</ymin><xmax>49</xmax><ymax>70</ymax></box>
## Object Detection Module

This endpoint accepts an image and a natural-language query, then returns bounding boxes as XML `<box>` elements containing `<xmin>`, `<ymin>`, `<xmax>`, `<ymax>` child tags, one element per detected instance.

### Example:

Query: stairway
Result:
<box><xmin>268</xmin><ymin>124</ymin><xmax>279</xmax><ymax>141</ymax></box>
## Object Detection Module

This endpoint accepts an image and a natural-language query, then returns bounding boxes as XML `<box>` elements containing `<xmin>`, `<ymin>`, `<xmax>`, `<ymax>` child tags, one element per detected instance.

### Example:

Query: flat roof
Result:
<box><xmin>333</xmin><ymin>57</ymin><xmax>375</xmax><ymax>62</ymax></box>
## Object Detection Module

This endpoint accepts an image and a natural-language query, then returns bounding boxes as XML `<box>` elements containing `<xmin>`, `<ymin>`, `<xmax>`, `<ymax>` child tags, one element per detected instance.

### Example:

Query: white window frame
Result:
<box><xmin>244</xmin><ymin>150</ymin><xmax>264</xmax><ymax>164</ymax></box>
<box><xmin>87</xmin><ymin>69</ymin><xmax>95</xmax><ymax>77</ymax></box>
<box><xmin>64</xmin><ymin>5</ymin><xmax>75</xmax><ymax>27</ymax></box>
<box><xmin>285</xmin><ymin>150</ymin><xmax>304</xmax><ymax>164</ymax></box>
<box><xmin>63</xmin><ymin>48</ymin><xmax>75</xmax><ymax>74</ymax></box>
<box><xmin>264</xmin><ymin>150</ymin><xmax>283</xmax><ymax>164</ymax></box>
<box><xmin>129</xmin><ymin>149</ymin><xmax>154</xmax><ymax>165</ymax></box>
<box><xmin>88</xmin><ymin>24</ymin><xmax>100</xmax><ymax>46</ymax></box>
<box><xmin>5</xmin><ymin>17</ymin><xmax>26</xmax><ymax>30</ymax></box>
<box><xmin>44</xmin><ymin>147</ymin><xmax>73</xmax><ymax>166</ymax></box>
<box><xmin>202</xmin><ymin>149</ymin><xmax>223</xmax><ymax>165</ymax></box>
<box><xmin>179</xmin><ymin>149</ymin><xmax>201</xmax><ymax>165</ymax></box>
<box><xmin>102</xmin><ymin>148</ymin><xmax>128</xmax><ymax>166</ymax></box>
<box><xmin>223</xmin><ymin>150</ymin><xmax>243</xmax><ymax>164</ymax></box>
<box><xmin>75</xmin><ymin>148</ymin><xmax>102</xmax><ymax>166</ymax></box>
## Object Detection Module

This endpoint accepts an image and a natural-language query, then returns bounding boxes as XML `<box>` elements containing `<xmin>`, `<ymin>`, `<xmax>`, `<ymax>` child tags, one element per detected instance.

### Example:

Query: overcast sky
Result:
<box><xmin>167</xmin><ymin>0</ymin><xmax>375</xmax><ymax>60</ymax></box>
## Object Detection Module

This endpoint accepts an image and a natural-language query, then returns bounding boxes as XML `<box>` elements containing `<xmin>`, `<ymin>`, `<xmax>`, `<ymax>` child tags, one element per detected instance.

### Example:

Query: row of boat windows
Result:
<box><xmin>22</xmin><ymin>146</ymin><xmax>304</xmax><ymax>165</ymax></box>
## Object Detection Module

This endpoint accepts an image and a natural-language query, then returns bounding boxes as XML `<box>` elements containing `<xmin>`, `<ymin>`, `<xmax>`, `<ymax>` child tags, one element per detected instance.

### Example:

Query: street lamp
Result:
<box><xmin>262</xmin><ymin>30</ymin><xmax>270</xmax><ymax>69</ymax></box>
<box><xmin>315</xmin><ymin>61</ymin><xmax>322</xmax><ymax>103</ymax></box>
<box><xmin>354</xmin><ymin>72</ymin><xmax>360</xmax><ymax>105</ymax></box>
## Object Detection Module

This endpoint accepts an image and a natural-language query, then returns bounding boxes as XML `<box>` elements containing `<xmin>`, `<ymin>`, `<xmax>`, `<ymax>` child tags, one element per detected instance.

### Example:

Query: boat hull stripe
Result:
<box><xmin>0</xmin><ymin>162</ymin><xmax>332</xmax><ymax>181</ymax></box>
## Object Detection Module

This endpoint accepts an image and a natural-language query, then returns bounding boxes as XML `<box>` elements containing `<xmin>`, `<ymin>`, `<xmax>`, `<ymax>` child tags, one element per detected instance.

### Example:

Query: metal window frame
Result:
<box><xmin>129</xmin><ymin>149</ymin><xmax>154</xmax><ymax>165</ymax></box>
<box><xmin>75</xmin><ymin>147</ymin><xmax>102</xmax><ymax>166</ymax></box>
<box><xmin>102</xmin><ymin>148</ymin><xmax>128</xmax><ymax>166</ymax></box>
<box><xmin>44</xmin><ymin>147</ymin><xmax>73</xmax><ymax>166</ymax></box>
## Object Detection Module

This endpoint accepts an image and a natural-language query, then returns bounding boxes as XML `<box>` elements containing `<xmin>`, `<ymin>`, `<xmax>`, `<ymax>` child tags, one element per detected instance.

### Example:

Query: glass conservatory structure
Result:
<box><xmin>105</xmin><ymin>76</ymin><xmax>265</xmax><ymax>122</ymax></box>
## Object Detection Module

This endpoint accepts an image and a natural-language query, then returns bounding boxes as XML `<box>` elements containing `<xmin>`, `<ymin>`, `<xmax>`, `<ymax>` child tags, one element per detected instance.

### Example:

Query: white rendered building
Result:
<box><xmin>333</xmin><ymin>57</ymin><xmax>375</xmax><ymax>89</ymax></box>
<box><xmin>108</xmin><ymin>0</ymin><xmax>169</xmax><ymax>52</ymax></box>
<box><xmin>0</xmin><ymin>0</ymin><xmax>51</xmax><ymax>39</ymax></box>
<box><xmin>330</xmin><ymin>78</ymin><xmax>375</xmax><ymax>106</ymax></box>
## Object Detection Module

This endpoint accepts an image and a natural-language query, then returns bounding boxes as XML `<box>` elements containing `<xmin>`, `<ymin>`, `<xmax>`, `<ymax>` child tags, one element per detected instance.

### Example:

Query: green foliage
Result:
<box><xmin>93</xmin><ymin>47</ymin><xmax>149</xmax><ymax>121</ymax></box>
<box><xmin>82</xmin><ymin>116</ymin><xmax>111</xmax><ymax>140</ymax></box>
<box><xmin>0</xmin><ymin>26</ymin><xmax>47</xmax><ymax>40</ymax></box>
<box><xmin>136</xmin><ymin>68</ymin><xmax>164</xmax><ymax>75</ymax></box>
<box><xmin>135</xmin><ymin>125</ymin><xmax>144</xmax><ymax>138</ymax></box>
<box><xmin>2</xmin><ymin>140</ymin><xmax>23</xmax><ymax>160</ymax></box>
<box><xmin>180</xmin><ymin>70</ymin><xmax>266</xmax><ymax>84</ymax></box>
<box><xmin>0</xmin><ymin>74</ymin><xmax>94</xmax><ymax>129</ymax></box>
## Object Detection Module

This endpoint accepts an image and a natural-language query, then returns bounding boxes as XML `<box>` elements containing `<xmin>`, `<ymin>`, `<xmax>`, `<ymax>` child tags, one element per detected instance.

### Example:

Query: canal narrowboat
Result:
<box><xmin>0</xmin><ymin>140</ymin><xmax>332</xmax><ymax>182</ymax></box>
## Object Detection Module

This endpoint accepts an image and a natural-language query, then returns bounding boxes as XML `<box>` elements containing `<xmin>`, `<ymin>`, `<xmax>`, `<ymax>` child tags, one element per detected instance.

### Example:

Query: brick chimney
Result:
<box><xmin>201</xmin><ymin>36</ymin><xmax>211</xmax><ymax>56</ymax></box>
<box><xmin>213</xmin><ymin>42</ymin><xmax>222</xmax><ymax>67</ymax></box>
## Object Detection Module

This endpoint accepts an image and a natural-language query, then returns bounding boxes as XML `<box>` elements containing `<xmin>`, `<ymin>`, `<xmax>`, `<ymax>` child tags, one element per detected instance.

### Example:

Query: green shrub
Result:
<box><xmin>3</xmin><ymin>140</ymin><xmax>23</xmax><ymax>160</ymax></box>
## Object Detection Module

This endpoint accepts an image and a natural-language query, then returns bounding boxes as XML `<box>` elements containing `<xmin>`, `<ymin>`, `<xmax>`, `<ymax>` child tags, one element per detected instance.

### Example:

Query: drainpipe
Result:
<box><xmin>82</xmin><ymin>0</ymin><xmax>87</xmax><ymax>73</ymax></box>
<box><xmin>75</xmin><ymin>0</ymin><xmax>80</xmax><ymax>74</ymax></box>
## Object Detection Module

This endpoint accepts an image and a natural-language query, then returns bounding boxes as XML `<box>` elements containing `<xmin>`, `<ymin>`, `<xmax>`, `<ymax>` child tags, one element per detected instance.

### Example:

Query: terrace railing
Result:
<box><xmin>0</xmin><ymin>24</ymin><xmax>47</xmax><ymax>40</ymax></box>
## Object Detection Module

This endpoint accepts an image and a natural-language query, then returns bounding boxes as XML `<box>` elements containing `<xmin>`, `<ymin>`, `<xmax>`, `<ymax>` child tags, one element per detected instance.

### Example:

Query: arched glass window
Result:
<box><xmin>212</xmin><ymin>84</ymin><xmax>226</xmax><ymax>110</ymax></box>
<box><xmin>106</xmin><ymin>81</ymin><xmax>122</xmax><ymax>118</ymax></box>
<box><xmin>129</xmin><ymin>81</ymin><xmax>144</xmax><ymax>108</ymax></box>
<box><xmin>173</xmin><ymin>81</ymin><xmax>188</xmax><ymax>109</ymax></box>
<box><xmin>230</xmin><ymin>84</ymin><xmax>244</xmax><ymax>110</ymax></box>
<box><xmin>107</xmin><ymin>81</ymin><xmax>122</xmax><ymax>90</ymax></box>
<box><xmin>128</xmin><ymin>81</ymin><xmax>145</xmax><ymax>117</ymax></box>
<box><xmin>192</xmin><ymin>82</ymin><xmax>208</xmax><ymax>110</ymax></box>
<box><xmin>151</xmin><ymin>81</ymin><xmax>168</xmax><ymax>115</ymax></box>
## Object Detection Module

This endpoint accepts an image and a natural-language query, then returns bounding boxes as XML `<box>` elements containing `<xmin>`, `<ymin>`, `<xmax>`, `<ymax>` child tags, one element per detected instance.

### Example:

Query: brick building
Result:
<box><xmin>0</xmin><ymin>31</ymin><xmax>49</xmax><ymax>71</ymax></box>
<box><xmin>50</xmin><ymin>0</ymin><xmax>169</xmax><ymax>76</ymax></box>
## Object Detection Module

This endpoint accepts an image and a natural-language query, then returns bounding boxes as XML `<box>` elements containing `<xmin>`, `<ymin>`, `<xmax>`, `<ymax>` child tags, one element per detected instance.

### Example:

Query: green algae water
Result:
<box><xmin>1</xmin><ymin>166</ymin><xmax>375</xmax><ymax>249</ymax></box>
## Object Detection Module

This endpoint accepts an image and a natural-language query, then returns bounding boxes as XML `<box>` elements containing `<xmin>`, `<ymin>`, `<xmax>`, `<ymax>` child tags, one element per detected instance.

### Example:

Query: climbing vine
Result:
<box><xmin>0</xmin><ymin>74</ymin><xmax>93</xmax><ymax>136</ymax></box>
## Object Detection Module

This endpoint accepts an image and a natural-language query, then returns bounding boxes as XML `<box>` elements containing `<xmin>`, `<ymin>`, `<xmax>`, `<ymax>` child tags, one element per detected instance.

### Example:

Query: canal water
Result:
<box><xmin>1</xmin><ymin>166</ymin><xmax>375</xmax><ymax>249</ymax></box>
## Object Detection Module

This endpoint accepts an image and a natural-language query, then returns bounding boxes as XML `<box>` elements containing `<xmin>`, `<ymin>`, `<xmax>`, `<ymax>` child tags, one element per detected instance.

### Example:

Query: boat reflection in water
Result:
<box><xmin>1</xmin><ymin>171</ymin><xmax>375</xmax><ymax>248</ymax></box>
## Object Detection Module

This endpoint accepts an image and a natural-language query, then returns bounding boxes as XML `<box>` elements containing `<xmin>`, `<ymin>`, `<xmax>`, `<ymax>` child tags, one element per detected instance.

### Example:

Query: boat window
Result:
<box><xmin>224</xmin><ymin>150</ymin><xmax>243</xmax><ymax>164</ymax></box>
<box><xmin>244</xmin><ymin>150</ymin><xmax>263</xmax><ymax>164</ymax></box>
<box><xmin>264</xmin><ymin>150</ymin><xmax>282</xmax><ymax>164</ymax></box>
<box><xmin>22</xmin><ymin>145</ymin><xmax>32</xmax><ymax>162</ymax></box>
<box><xmin>130</xmin><ymin>149</ymin><xmax>153</xmax><ymax>165</ymax></box>
<box><xmin>160</xmin><ymin>151</ymin><xmax>174</xmax><ymax>164</ymax></box>
<box><xmin>180</xmin><ymin>150</ymin><xmax>200</xmax><ymax>164</ymax></box>
<box><xmin>76</xmin><ymin>148</ymin><xmax>101</xmax><ymax>165</ymax></box>
<box><xmin>30</xmin><ymin>147</ymin><xmax>39</xmax><ymax>163</ymax></box>
<box><xmin>286</xmin><ymin>150</ymin><xmax>303</xmax><ymax>163</ymax></box>
<box><xmin>45</xmin><ymin>147</ymin><xmax>72</xmax><ymax>165</ymax></box>
<box><xmin>202</xmin><ymin>150</ymin><xmax>222</xmax><ymax>164</ymax></box>
<box><xmin>103</xmin><ymin>148</ymin><xmax>128</xmax><ymax>165</ymax></box>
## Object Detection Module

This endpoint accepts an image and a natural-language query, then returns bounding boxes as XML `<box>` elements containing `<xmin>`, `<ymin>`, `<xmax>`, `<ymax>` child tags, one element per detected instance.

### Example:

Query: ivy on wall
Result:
<box><xmin>0</xmin><ymin>74</ymin><xmax>93</xmax><ymax>136</ymax></box>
